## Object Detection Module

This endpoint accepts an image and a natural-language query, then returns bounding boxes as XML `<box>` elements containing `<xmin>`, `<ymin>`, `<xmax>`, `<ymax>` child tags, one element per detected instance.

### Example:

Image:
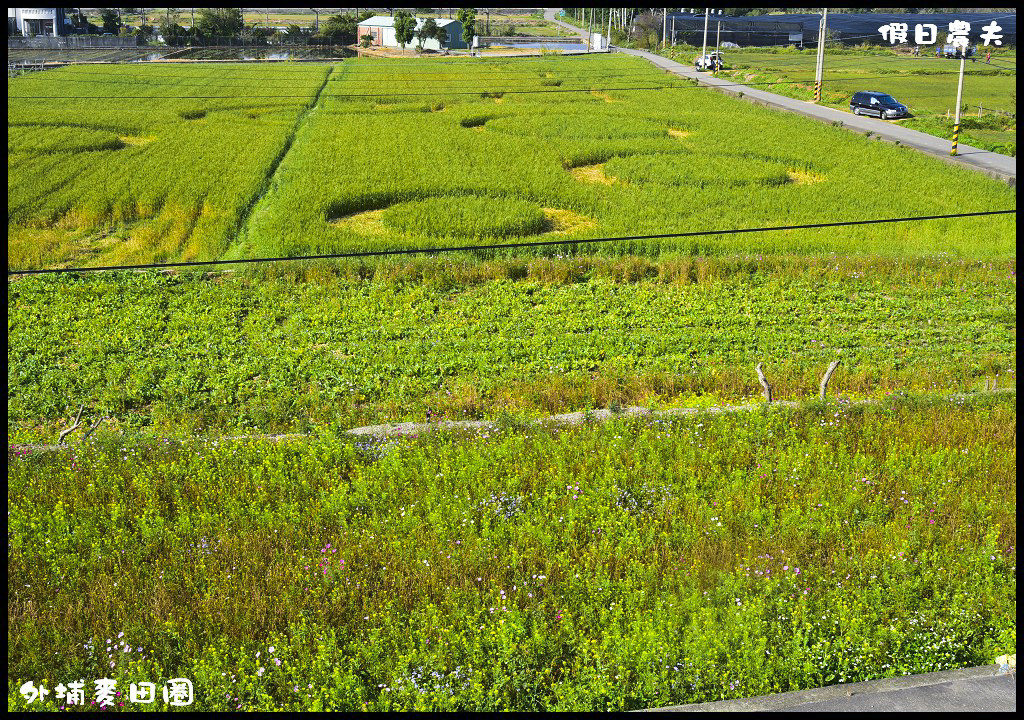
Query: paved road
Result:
<box><xmin>544</xmin><ymin>10</ymin><xmax>1015</xmax><ymax>184</ymax></box>
<box><xmin>643</xmin><ymin>665</ymin><xmax>1016</xmax><ymax>712</ymax></box>
<box><xmin>545</xmin><ymin>8</ymin><xmax>588</xmax><ymax>40</ymax></box>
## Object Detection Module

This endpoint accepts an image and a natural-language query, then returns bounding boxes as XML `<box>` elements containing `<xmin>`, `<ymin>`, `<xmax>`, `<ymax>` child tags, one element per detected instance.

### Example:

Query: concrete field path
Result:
<box><xmin>641</xmin><ymin>665</ymin><xmax>1016</xmax><ymax>712</ymax></box>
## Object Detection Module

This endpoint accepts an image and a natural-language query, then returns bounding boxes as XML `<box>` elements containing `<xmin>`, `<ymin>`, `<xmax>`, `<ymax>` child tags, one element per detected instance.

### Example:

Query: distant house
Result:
<box><xmin>8</xmin><ymin>8</ymin><xmax>71</xmax><ymax>37</ymax></box>
<box><xmin>356</xmin><ymin>16</ymin><xmax>466</xmax><ymax>50</ymax></box>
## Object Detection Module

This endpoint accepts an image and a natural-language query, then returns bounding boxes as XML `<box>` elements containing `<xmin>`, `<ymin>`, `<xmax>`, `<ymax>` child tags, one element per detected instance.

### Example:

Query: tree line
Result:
<box><xmin>64</xmin><ymin>8</ymin><xmax>483</xmax><ymax>51</ymax></box>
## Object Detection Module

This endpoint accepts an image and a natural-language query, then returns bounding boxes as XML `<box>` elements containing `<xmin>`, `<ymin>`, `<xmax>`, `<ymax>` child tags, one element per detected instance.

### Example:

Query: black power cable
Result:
<box><xmin>8</xmin><ymin>210</ymin><xmax>1014</xmax><ymax>276</ymax></box>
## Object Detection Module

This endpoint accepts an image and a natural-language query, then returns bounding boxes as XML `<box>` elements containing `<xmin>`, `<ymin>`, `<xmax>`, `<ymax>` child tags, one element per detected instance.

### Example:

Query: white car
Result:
<box><xmin>694</xmin><ymin>52</ymin><xmax>724</xmax><ymax>71</ymax></box>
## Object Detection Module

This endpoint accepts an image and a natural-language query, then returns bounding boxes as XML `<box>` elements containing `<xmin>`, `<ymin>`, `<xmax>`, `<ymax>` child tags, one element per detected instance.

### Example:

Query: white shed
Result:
<box><xmin>356</xmin><ymin>16</ymin><xmax>466</xmax><ymax>50</ymax></box>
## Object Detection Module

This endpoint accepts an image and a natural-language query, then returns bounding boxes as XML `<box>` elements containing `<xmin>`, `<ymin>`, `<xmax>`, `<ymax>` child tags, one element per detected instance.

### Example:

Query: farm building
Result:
<box><xmin>8</xmin><ymin>8</ymin><xmax>71</xmax><ymax>37</ymax></box>
<box><xmin>356</xmin><ymin>16</ymin><xmax>466</xmax><ymax>51</ymax></box>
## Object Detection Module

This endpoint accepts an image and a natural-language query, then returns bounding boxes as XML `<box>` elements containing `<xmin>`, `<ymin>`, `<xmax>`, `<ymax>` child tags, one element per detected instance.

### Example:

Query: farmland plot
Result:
<box><xmin>237</xmin><ymin>55</ymin><xmax>1015</xmax><ymax>261</ymax></box>
<box><xmin>8</xmin><ymin>56</ymin><xmax>1016</xmax><ymax>270</ymax></box>
<box><xmin>8</xmin><ymin>64</ymin><xmax>328</xmax><ymax>269</ymax></box>
<box><xmin>6</xmin><ymin>53</ymin><xmax>1017</xmax><ymax>714</ymax></box>
<box><xmin>7</xmin><ymin>261</ymin><xmax>1015</xmax><ymax>439</ymax></box>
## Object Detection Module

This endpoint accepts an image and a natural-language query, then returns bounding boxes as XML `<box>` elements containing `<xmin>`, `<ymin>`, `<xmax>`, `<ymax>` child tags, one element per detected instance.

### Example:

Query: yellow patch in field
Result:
<box><xmin>330</xmin><ymin>208</ymin><xmax>386</xmax><ymax>234</ymax></box>
<box><xmin>569</xmin><ymin>163</ymin><xmax>617</xmax><ymax>185</ymax></box>
<box><xmin>590</xmin><ymin>90</ymin><xmax>617</xmax><ymax>103</ymax></box>
<box><xmin>541</xmin><ymin>208</ymin><xmax>596</xmax><ymax>235</ymax></box>
<box><xmin>119</xmin><ymin>135</ymin><xmax>156</xmax><ymax>146</ymax></box>
<box><xmin>667</xmin><ymin>128</ymin><xmax>691</xmax><ymax>138</ymax></box>
<box><xmin>493</xmin><ymin>96</ymin><xmax>505</xmax><ymax>104</ymax></box>
<box><xmin>787</xmin><ymin>168</ymin><xmax>826</xmax><ymax>185</ymax></box>
<box><xmin>471</xmin><ymin>125</ymin><xmax>485</xmax><ymax>132</ymax></box>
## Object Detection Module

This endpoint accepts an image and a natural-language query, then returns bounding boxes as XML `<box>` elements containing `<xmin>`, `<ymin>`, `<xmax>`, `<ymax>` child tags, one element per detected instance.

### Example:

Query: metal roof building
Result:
<box><xmin>665</xmin><ymin>13</ymin><xmax>804</xmax><ymax>47</ymax></box>
<box><xmin>357</xmin><ymin>16</ymin><xmax>466</xmax><ymax>50</ymax></box>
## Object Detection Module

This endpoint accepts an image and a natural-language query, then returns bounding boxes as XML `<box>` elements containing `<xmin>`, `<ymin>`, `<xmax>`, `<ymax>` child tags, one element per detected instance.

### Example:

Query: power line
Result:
<box><xmin>8</xmin><ymin>210</ymin><xmax>1014</xmax><ymax>276</ymax></box>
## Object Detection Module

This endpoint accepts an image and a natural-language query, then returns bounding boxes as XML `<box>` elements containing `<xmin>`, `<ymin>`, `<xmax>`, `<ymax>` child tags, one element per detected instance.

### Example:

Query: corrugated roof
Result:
<box><xmin>359</xmin><ymin>16</ymin><xmax>460</xmax><ymax>29</ymax></box>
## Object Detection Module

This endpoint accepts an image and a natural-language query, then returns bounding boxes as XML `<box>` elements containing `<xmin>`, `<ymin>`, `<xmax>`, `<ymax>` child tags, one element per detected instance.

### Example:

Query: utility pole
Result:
<box><xmin>814</xmin><ymin>8</ymin><xmax>828</xmax><ymax>102</ymax></box>
<box><xmin>715</xmin><ymin>20</ymin><xmax>721</xmax><ymax>74</ymax></box>
<box><xmin>951</xmin><ymin>51</ymin><xmax>966</xmax><ymax>155</ymax></box>
<box><xmin>671</xmin><ymin>16</ymin><xmax>675</xmax><ymax>47</ymax></box>
<box><xmin>607</xmin><ymin>8</ymin><xmax>612</xmax><ymax>49</ymax></box>
<box><xmin>662</xmin><ymin>8</ymin><xmax>667</xmax><ymax>51</ymax></box>
<box><xmin>701</xmin><ymin>8</ymin><xmax>709</xmax><ymax>69</ymax></box>
<box><xmin>588</xmin><ymin>7</ymin><xmax>594</xmax><ymax>51</ymax></box>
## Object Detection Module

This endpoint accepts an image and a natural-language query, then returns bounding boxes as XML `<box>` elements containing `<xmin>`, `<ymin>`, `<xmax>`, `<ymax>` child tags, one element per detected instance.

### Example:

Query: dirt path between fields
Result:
<box><xmin>11</xmin><ymin>390</ymin><xmax>1015</xmax><ymax>453</ymax></box>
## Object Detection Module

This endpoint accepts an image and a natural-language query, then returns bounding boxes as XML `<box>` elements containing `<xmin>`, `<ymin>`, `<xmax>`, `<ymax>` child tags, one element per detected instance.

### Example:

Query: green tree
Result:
<box><xmin>160</xmin><ymin>21</ymin><xmax>187</xmax><ymax>46</ymax></box>
<box><xmin>457</xmin><ymin>8</ymin><xmax>476</xmax><ymax>51</ymax></box>
<box><xmin>417</xmin><ymin>17</ymin><xmax>438</xmax><ymax>49</ymax></box>
<box><xmin>360</xmin><ymin>33</ymin><xmax>374</xmax><ymax>49</ymax></box>
<box><xmin>393</xmin><ymin>10</ymin><xmax>416</xmax><ymax>54</ymax></box>
<box><xmin>319</xmin><ymin>13</ymin><xmax>359</xmax><ymax>45</ymax></box>
<box><xmin>195</xmin><ymin>8</ymin><xmax>244</xmax><ymax>39</ymax></box>
<box><xmin>434</xmin><ymin>22</ymin><xmax>449</xmax><ymax>52</ymax></box>
<box><xmin>99</xmin><ymin>8</ymin><xmax>121</xmax><ymax>34</ymax></box>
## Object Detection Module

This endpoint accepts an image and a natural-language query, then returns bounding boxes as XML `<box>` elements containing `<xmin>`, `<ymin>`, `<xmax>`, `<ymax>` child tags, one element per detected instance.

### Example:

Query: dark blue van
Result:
<box><xmin>849</xmin><ymin>91</ymin><xmax>909</xmax><ymax>119</ymax></box>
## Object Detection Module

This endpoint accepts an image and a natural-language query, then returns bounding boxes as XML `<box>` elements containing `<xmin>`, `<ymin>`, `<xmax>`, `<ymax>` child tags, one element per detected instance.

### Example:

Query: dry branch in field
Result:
<box><xmin>756</xmin><ymin>362</ymin><xmax>773</xmax><ymax>404</ymax></box>
<box><xmin>820</xmin><ymin>360</ymin><xmax>841</xmax><ymax>401</ymax></box>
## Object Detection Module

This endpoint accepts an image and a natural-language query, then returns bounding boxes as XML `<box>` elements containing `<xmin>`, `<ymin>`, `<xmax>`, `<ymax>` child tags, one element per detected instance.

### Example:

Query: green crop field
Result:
<box><xmin>8</xmin><ymin>63</ymin><xmax>329</xmax><ymax>269</ymax></box>
<box><xmin>6</xmin><ymin>52</ymin><xmax>1016</xmax><ymax>711</ymax></box>
<box><xmin>7</xmin><ymin>259</ymin><xmax>1017</xmax><ymax>441</ymax></box>
<box><xmin>7</xmin><ymin>55</ymin><xmax>1016</xmax><ymax>271</ymax></box>
<box><xmin>667</xmin><ymin>48</ymin><xmax>1017</xmax><ymax>156</ymax></box>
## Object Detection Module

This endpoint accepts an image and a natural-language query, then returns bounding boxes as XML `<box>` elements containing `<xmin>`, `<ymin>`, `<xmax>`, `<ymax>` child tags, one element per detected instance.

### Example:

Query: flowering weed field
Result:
<box><xmin>7</xmin><ymin>395</ymin><xmax>1016</xmax><ymax>710</ymax></box>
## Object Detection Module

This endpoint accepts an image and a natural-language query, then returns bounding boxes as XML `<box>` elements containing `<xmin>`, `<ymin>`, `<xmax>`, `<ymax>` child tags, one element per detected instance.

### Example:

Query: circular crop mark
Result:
<box><xmin>486</xmin><ymin>114</ymin><xmax>668</xmax><ymax>140</ymax></box>
<box><xmin>380</xmin><ymin>196</ymin><xmax>549</xmax><ymax>240</ymax></box>
<box><xmin>330</xmin><ymin>196</ymin><xmax>596</xmax><ymax>240</ymax></box>
<box><xmin>603</xmin><ymin>153</ymin><xmax>792</xmax><ymax>189</ymax></box>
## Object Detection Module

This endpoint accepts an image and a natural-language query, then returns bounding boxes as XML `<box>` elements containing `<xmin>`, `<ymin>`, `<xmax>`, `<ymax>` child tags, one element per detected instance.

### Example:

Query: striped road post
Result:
<box><xmin>951</xmin><ymin>54</ymin><xmax>965</xmax><ymax>156</ymax></box>
<box><xmin>814</xmin><ymin>81</ymin><xmax>821</xmax><ymax>102</ymax></box>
